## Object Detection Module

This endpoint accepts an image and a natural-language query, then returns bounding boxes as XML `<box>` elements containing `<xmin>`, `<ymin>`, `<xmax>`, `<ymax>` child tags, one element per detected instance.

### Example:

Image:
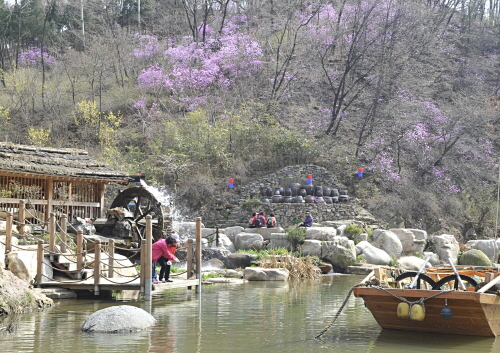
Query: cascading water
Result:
<box><xmin>137</xmin><ymin>179</ymin><xmax>185</xmax><ymax>238</ymax></box>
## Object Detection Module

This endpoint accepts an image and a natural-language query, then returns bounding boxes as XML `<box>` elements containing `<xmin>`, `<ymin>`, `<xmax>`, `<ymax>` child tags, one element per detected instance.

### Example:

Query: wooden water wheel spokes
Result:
<box><xmin>395</xmin><ymin>271</ymin><xmax>437</xmax><ymax>289</ymax></box>
<box><xmin>431</xmin><ymin>274</ymin><xmax>477</xmax><ymax>290</ymax></box>
<box><xmin>110</xmin><ymin>186</ymin><xmax>166</xmax><ymax>241</ymax></box>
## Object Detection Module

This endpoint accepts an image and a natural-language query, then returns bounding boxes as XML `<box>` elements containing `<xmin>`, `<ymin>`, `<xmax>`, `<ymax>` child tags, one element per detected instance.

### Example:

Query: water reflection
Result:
<box><xmin>368</xmin><ymin>329</ymin><xmax>498</xmax><ymax>353</ymax></box>
<box><xmin>0</xmin><ymin>275</ymin><xmax>498</xmax><ymax>353</ymax></box>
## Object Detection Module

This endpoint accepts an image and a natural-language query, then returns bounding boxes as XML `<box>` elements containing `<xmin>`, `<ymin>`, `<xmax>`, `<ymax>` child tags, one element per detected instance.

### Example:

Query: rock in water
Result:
<box><xmin>81</xmin><ymin>305</ymin><xmax>156</xmax><ymax>333</ymax></box>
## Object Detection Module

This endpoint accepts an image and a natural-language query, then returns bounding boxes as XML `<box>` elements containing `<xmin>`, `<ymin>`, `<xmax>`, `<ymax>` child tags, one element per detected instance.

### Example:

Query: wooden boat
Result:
<box><xmin>353</xmin><ymin>263</ymin><xmax>500</xmax><ymax>337</ymax></box>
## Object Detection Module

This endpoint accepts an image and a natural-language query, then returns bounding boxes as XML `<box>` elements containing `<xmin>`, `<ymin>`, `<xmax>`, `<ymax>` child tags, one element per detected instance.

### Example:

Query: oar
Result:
<box><xmin>407</xmin><ymin>257</ymin><xmax>431</xmax><ymax>289</ymax></box>
<box><xmin>478</xmin><ymin>274</ymin><xmax>500</xmax><ymax>293</ymax></box>
<box><xmin>448</xmin><ymin>258</ymin><xmax>466</xmax><ymax>290</ymax></box>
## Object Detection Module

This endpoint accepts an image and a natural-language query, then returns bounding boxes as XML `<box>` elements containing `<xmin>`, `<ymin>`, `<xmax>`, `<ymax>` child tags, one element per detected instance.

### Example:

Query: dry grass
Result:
<box><xmin>260</xmin><ymin>255</ymin><xmax>320</xmax><ymax>279</ymax></box>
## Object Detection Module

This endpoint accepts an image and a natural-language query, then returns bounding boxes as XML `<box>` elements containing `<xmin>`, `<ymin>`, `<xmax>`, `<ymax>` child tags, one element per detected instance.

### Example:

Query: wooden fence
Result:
<box><xmin>2</xmin><ymin>201</ymin><xmax>204</xmax><ymax>300</ymax></box>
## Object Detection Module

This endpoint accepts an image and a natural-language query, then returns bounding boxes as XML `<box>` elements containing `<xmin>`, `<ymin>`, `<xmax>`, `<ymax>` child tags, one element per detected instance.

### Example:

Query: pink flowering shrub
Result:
<box><xmin>136</xmin><ymin>20</ymin><xmax>263</xmax><ymax>110</ymax></box>
<box><xmin>18</xmin><ymin>47</ymin><xmax>55</xmax><ymax>67</ymax></box>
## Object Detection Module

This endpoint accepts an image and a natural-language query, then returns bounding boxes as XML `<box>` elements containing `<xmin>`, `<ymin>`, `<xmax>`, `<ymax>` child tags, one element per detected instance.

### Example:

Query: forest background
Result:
<box><xmin>1</xmin><ymin>0</ymin><xmax>500</xmax><ymax>239</ymax></box>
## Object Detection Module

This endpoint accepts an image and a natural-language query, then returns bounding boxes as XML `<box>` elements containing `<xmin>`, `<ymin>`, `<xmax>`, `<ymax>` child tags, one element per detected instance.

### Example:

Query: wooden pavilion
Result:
<box><xmin>0</xmin><ymin>142</ymin><xmax>130</xmax><ymax>223</ymax></box>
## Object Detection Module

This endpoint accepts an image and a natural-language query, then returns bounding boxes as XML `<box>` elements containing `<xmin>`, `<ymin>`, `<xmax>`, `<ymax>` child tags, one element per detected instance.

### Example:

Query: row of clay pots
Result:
<box><xmin>261</xmin><ymin>195</ymin><xmax>349</xmax><ymax>204</ymax></box>
<box><xmin>260</xmin><ymin>185</ymin><xmax>345</xmax><ymax>198</ymax></box>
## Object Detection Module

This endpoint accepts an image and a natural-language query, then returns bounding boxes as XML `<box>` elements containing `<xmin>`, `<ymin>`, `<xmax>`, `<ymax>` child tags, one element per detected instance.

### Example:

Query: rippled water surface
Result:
<box><xmin>0</xmin><ymin>275</ymin><xmax>498</xmax><ymax>353</ymax></box>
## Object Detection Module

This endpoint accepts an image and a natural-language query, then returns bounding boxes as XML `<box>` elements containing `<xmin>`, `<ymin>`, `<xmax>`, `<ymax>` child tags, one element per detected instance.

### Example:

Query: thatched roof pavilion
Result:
<box><xmin>0</xmin><ymin>142</ymin><xmax>131</xmax><ymax>221</ymax></box>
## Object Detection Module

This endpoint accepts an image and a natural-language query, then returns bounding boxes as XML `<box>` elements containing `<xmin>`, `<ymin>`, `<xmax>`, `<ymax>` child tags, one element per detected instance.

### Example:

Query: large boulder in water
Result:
<box><xmin>81</xmin><ymin>305</ymin><xmax>156</xmax><ymax>333</ymax></box>
<box><xmin>224</xmin><ymin>253</ymin><xmax>258</xmax><ymax>269</ymax></box>
<box><xmin>458</xmin><ymin>249</ymin><xmax>492</xmax><ymax>266</ymax></box>
<box><xmin>243</xmin><ymin>267</ymin><xmax>289</xmax><ymax>281</ymax></box>
<box><xmin>321</xmin><ymin>236</ymin><xmax>356</xmax><ymax>271</ymax></box>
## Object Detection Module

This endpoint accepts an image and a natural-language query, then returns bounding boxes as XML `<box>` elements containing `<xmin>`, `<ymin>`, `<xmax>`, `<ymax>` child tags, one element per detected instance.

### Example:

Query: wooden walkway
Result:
<box><xmin>37</xmin><ymin>277</ymin><xmax>201</xmax><ymax>292</ymax></box>
<box><xmin>2</xmin><ymin>204</ymin><xmax>205</xmax><ymax>300</ymax></box>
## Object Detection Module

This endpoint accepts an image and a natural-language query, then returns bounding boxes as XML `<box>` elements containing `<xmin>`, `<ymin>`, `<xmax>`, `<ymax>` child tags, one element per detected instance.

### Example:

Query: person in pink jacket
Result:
<box><xmin>152</xmin><ymin>235</ymin><xmax>179</xmax><ymax>283</ymax></box>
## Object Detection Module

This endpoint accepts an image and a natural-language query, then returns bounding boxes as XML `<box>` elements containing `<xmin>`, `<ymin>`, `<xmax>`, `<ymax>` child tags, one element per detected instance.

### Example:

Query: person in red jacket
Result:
<box><xmin>249</xmin><ymin>212</ymin><xmax>257</xmax><ymax>228</ymax></box>
<box><xmin>152</xmin><ymin>235</ymin><xmax>179</xmax><ymax>283</ymax></box>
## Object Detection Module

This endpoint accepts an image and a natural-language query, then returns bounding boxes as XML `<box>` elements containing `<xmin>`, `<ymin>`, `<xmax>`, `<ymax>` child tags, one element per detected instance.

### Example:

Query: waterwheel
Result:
<box><xmin>110</xmin><ymin>186</ymin><xmax>169</xmax><ymax>242</ymax></box>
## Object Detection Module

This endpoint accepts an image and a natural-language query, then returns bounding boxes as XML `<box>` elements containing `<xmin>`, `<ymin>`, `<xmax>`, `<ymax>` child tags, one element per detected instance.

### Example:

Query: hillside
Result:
<box><xmin>1</xmin><ymin>0</ymin><xmax>500</xmax><ymax>238</ymax></box>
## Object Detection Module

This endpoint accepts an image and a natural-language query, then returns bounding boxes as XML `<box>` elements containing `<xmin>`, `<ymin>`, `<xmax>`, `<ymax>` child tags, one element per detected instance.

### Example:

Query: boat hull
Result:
<box><xmin>353</xmin><ymin>287</ymin><xmax>500</xmax><ymax>337</ymax></box>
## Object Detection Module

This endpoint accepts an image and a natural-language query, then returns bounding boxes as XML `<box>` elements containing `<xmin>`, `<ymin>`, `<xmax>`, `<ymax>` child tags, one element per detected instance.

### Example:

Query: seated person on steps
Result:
<box><xmin>299</xmin><ymin>211</ymin><xmax>313</xmax><ymax>227</ymax></box>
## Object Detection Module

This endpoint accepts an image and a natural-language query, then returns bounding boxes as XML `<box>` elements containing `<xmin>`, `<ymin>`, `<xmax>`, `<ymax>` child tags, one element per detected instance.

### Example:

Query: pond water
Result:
<box><xmin>0</xmin><ymin>275</ymin><xmax>499</xmax><ymax>353</ymax></box>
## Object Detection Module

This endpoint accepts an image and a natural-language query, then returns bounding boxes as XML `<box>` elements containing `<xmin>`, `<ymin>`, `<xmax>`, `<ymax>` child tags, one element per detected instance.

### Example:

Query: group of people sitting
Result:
<box><xmin>249</xmin><ymin>212</ymin><xmax>277</xmax><ymax>228</ymax></box>
<box><xmin>249</xmin><ymin>211</ymin><xmax>313</xmax><ymax>228</ymax></box>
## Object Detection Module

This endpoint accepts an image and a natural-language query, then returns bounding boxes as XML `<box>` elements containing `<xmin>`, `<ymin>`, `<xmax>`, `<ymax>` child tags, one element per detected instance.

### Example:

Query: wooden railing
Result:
<box><xmin>2</xmin><ymin>203</ymin><xmax>204</xmax><ymax>300</ymax></box>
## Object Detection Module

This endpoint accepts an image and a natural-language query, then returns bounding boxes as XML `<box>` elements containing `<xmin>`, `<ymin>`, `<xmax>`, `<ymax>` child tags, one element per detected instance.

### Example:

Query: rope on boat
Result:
<box><xmin>315</xmin><ymin>286</ymin><xmax>355</xmax><ymax>339</ymax></box>
<box><xmin>315</xmin><ymin>285</ymin><xmax>454</xmax><ymax>339</ymax></box>
<box><xmin>372</xmin><ymin>286</ymin><xmax>453</xmax><ymax>304</ymax></box>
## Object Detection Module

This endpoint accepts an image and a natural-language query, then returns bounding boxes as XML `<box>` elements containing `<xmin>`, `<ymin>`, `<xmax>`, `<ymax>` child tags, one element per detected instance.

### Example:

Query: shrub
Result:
<box><xmin>344</xmin><ymin>225</ymin><xmax>363</xmax><ymax>243</ymax></box>
<box><xmin>241</xmin><ymin>199</ymin><xmax>263</xmax><ymax>210</ymax></box>
<box><xmin>356</xmin><ymin>255</ymin><xmax>366</xmax><ymax>264</ymax></box>
<box><xmin>285</xmin><ymin>227</ymin><xmax>306</xmax><ymax>252</ymax></box>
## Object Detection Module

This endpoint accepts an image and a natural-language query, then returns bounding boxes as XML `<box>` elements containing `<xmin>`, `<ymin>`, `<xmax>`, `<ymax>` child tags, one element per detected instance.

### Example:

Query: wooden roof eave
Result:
<box><xmin>0</xmin><ymin>170</ymin><xmax>130</xmax><ymax>185</ymax></box>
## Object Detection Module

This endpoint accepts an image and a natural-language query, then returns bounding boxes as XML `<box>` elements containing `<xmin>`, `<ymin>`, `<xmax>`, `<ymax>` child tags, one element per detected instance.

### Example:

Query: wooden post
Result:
<box><xmin>98</xmin><ymin>182</ymin><xmax>105</xmax><ymax>218</ymax></box>
<box><xmin>94</xmin><ymin>240</ymin><xmax>101</xmax><ymax>295</ymax></box>
<box><xmin>49</xmin><ymin>212</ymin><xmax>56</xmax><ymax>255</ymax></box>
<box><xmin>145</xmin><ymin>215</ymin><xmax>153</xmax><ymax>301</ymax></box>
<box><xmin>486</xmin><ymin>272</ymin><xmax>495</xmax><ymax>283</ymax></box>
<box><xmin>36</xmin><ymin>240</ymin><xmax>44</xmax><ymax>285</ymax></box>
<box><xmin>5</xmin><ymin>212</ymin><xmax>12</xmax><ymax>253</ymax></box>
<box><xmin>46</xmin><ymin>178</ymin><xmax>53</xmax><ymax>220</ymax></box>
<box><xmin>18</xmin><ymin>199</ymin><xmax>25</xmax><ymax>237</ymax></box>
<box><xmin>195</xmin><ymin>217</ymin><xmax>202</xmax><ymax>294</ymax></box>
<box><xmin>60</xmin><ymin>214</ymin><xmax>67</xmax><ymax>253</ymax></box>
<box><xmin>187</xmin><ymin>239</ymin><xmax>194</xmax><ymax>279</ymax></box>
<box><xmin>140</xmin><ymin>239</ymin><xmax>146</xmax><ymax>297</ymax></box>
<box><xmin>77</xmin><ymin>231</ymin><xmax>84</xmax><ymax>280</ymax></box>
<box><xmin>108</xmin><ymin>239</ymin><xmax>115</xmax><ymax>278</ymax></box>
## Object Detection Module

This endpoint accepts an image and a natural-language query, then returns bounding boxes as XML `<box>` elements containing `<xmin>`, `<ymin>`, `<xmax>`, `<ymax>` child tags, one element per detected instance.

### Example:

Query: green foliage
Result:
<box><xmin>202</xmin><ymin>272</ymin><xmax>224</xmax><ymax>280</ymax></box>
<box><xmin>236</xmin><ymin>247</ymin><xmax>291</xmax><ymax>261</ymax></box>
<box><xmin>0</xmin><ymin>189</ymin><xmax>12</xmax><ymax>198</ymax></box>
<box><xmin>285</xmin><ymin>227</ymin><xmax>306</xmax><ymax>252</ymax></box>
<box><xmin>236</xmin><ymin>249</ymin><xmax>269</xmax><ymax>261</ymax></box>
<box><xmin>241</xmin><ymin>199</ymin><xmax>264</xmax><ymax>210</ymax></box>
<box><xmin>304</xmin><ymin>255</ymin><xmax>321</xmax><ymax>266</ymax></box>
<box><xmin>344</xmin><ymin>225</ymin><xmax>363</xmax><ymax>244</ymax></box>
<box><xmin>170</xmin><ymin>265</ymin><xmax>182</xmax><ymax>273</ymax></box>
<box><xmin>388</xmin><ymin>256</ymin><xmax>398</xmax><ymax>267</ymax></box>
<box><xmin>356</xmin><ymin>255</ymin><xmax>366</xmax><ymax>264</ymax></box>
<box><xmin>28</xmin><ymin>127</ymin><xmax>52</xmax><ymax>147</ymax></box>
<box><xmin>406</xmin><ymin>252</ymin><xmax>425</xmax><ymax>259</ymax></box>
